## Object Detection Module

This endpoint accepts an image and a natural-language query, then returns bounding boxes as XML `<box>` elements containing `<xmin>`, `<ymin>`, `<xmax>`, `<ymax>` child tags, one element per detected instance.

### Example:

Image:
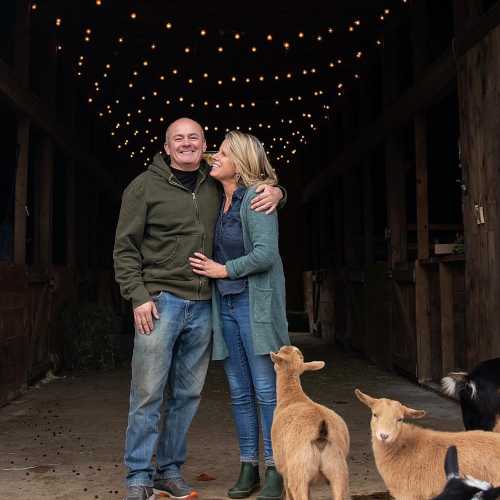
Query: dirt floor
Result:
<box><xmin>0</xmin><ymin>333</ymin><xmax>463</xmax><ymax>500</ymax></box>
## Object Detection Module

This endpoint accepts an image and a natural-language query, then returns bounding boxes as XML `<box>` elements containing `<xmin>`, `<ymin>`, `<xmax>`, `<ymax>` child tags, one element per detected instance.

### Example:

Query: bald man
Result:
<box><xmin>114</xmin><ymin>118</ymin><xmax>284</xmax><ymax>500</ymax></box>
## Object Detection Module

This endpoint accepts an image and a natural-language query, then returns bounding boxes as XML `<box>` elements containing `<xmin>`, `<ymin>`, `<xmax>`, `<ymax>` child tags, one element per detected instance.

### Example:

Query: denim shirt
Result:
<box><xmin>213</xmin><ymin>186</ymin><xmax>248</xmax><ymax>296</ymax></box>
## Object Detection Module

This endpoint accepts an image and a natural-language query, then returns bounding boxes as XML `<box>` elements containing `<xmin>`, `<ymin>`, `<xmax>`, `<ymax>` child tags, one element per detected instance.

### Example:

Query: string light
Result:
<box><xmin>66</xmin><ymin>1</ymin><xmax>409</xmax><ymax>165</ymax></box>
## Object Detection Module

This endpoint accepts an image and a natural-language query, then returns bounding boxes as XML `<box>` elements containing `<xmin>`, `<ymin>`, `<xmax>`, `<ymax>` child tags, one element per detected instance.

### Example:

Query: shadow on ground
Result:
<box><xmin>0</xmin><ymin>333</ymin><xmax>462</xmax><ymax>499</ymax></box>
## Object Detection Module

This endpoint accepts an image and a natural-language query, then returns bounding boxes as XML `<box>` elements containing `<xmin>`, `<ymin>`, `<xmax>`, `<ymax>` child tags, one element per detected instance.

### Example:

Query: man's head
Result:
<box><xmin>164</xmin><ymin>118</ymin><xmax>206</xmax><ymax>171</ymax></box>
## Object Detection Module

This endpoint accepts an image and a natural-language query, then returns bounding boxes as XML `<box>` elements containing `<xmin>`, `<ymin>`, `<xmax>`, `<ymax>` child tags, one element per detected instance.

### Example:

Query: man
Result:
<box><xmin>113</xmin><ymin>118</ymin><xmax>283</xmax><ymax>500</ymax></box>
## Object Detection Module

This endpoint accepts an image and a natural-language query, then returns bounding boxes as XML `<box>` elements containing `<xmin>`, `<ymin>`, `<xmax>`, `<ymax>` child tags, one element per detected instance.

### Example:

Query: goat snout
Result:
<box><xmin>378</xmin><ymin>432</ymin><xmax>390</xmax><ymax>442</ymax></box>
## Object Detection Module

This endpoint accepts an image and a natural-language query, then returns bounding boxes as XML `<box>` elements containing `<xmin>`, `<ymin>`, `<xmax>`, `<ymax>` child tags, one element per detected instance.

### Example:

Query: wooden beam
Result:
<box><xmin>0</xmin><ymin>59</ymin><xmax>119</xmax><ymax>200</ymax></box>
<box><xmin>302</xmin><ymin>1</ymin><xmax>500</xmax><ymax>203</ymax></box>
<box><xmin>439</xmin><ymin>262</ymin><xmax>455</xmax><ymax>375</ymax></box>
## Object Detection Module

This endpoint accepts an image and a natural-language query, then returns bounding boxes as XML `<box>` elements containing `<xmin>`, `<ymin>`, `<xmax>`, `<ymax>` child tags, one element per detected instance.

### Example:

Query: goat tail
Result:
<box><xmin>442</xmin><ymin>372</ymin><xmax>476</xmax><ymax>398</ymax></box>
<box><xmin>312</xmin><ymin>420</ymin><xmax>329</xmax><ymax>451</ymax></box>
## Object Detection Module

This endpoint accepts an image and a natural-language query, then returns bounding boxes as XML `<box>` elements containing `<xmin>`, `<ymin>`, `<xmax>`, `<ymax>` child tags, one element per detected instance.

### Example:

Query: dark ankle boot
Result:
<box><xmin>256</xmin><ymin>466</ymin><xmax>283</xmax><ymax>500</ymax></box>
<box><xmin>228</xmin><ymin>462</ymin><xmax>260</xmax><ymax>499</ymax></box>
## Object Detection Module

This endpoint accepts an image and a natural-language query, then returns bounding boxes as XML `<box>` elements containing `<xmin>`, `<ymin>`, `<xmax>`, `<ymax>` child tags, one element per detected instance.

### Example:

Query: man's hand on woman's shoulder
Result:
<box><xmin>250</xmin><ymin>185</ymin><xmax>283</xmax><ymax>214</ymax></box>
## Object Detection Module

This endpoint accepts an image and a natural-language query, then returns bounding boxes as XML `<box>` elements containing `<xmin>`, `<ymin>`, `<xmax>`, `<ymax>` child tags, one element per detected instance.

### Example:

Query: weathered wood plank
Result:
<box><xmin>456</xmin><ymin>0</ymin><xmax>500</xmax><ymax>366</ymax></box>
<box><xmin>302</xmin><ymin>1</ymin><xmax>500</xmax><ymax>203</ymax></box>
<box><xmin>439</xmin><ymin>262</ymin><xmax>455</xmax><ymax>375</ymax></box>
<box><xmin>0</xmin><ymin>60</ymin><xmax>118</xmax><ymax>200</ymax></box>
<box><xmin>415</xmin><ymin>260</ymin><xmax>432</xmax><ymax>382</ymax></box>
<box><xmin>14</xmin><ymin>117</ymin><xmax>29</xmax><ymax>265</ymax></box>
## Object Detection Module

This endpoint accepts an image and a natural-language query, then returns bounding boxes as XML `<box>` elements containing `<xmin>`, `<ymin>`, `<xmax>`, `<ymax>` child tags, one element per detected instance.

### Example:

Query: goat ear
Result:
<box><xmin>303</xmin><ymin>361</ymin><xmax>325</xmax><ymax>371</ymax></box>
<box><xmin>402</xmin><ymin>406</ymin><xmax>426</xmax><ymax>419</ymax></box>
<box><xmin>354</xmin><ymin>389</ymin><xmax>377</xmax><ymax>408</ymax></box>
<box><xmin>444</xmin><ymin>446</ymin><xmax>459</xmax><ymax>479</ymax></box>
<box><xmin>270</xmin><ymin>352</ymin><xmax>285</xmax><ymax>365</ymax></box>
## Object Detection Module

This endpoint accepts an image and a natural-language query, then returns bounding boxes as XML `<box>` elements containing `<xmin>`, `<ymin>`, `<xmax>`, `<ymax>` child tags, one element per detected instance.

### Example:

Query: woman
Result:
<box><xmin>189</xmin><ymin>131</ymin><xmax>290</xmax><ymax>500</ymax></box>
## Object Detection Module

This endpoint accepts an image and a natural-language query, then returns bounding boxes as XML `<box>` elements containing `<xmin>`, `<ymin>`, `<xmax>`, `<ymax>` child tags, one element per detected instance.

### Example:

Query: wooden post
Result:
<box><xmin>439</xmin><ymin>263</ymin><xmax>455</xmax><ymax>374</ymax></box>
<box><xmin>414</xmin><ymin>115</ymin><xmax>429</xmax><ymax>260</ymax></box>
<box><xmin>384</xmin><ymin>30</ymin><xmax>407</xmax><ymax>269</ymax></box>
<box><xmin>455</xmin><ymin>0</ymin><xmax>500</xmax><ymax>365</ymax></box>
<box><xmin>14</xmin><ymin>118</ymin><xmax>30</xmax><ymax>265</ymax></box>
<box><xmin>37</xmin><ymin>28</ymin><xmax>57</xmax><ymax>269</ymax></box>
<box><xmin>66</xmin><ymin>161</ymin><xmax>76</xmax><ymax>268</ymax></box>
<box><xmin>413</xmin><ymin>0</ymin><xmax>432</xmax><ymax>382</ymax></box>
<box><xmin>13</xmin><ymin>0</ymin><xmax>32</xmax><ymax>265</ymax></box>
<box><xmin>14</xmin><ymin>0</ymin><xmax>31</xmax><ymax>84</ymax></box>
<box><xmin>359</xmin><ymin>76</ymin><xmax>375</xmax><ymax>266</ymax></box>
<box><xmin>342</xmin><ymin>103</ymin><xmax>360</xmax><ymax>268</ymax></box>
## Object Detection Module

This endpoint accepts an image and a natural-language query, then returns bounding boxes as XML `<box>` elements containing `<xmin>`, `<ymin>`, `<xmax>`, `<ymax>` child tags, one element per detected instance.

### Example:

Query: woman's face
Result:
<box><xmin>210</xmin><ymin>140</ymin><xmax>238</xmax><ymax>182</ymax></box>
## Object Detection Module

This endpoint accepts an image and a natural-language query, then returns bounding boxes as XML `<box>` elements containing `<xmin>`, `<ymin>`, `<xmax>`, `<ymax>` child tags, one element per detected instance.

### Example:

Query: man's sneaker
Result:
<box><xmin>123</xmin><ymin>485</ymin><xmax>155</xmax><ymax>500</ymax></box>
<box><xmin>153</xmin><ymin>478</ymin><xmax>199</xmax><ymax>499</ymax></box>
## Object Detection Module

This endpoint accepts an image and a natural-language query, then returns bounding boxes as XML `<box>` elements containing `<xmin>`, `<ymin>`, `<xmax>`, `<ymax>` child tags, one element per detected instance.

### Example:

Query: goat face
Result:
<box><xmin>270</xmin><ymin>345</ymin><xmax>325</xmax><ymax>375</ymax></box>
<box><xmin>354</xmin><ymin>389</ymin><xmax>426</xmax><ymax>444</ymax></box>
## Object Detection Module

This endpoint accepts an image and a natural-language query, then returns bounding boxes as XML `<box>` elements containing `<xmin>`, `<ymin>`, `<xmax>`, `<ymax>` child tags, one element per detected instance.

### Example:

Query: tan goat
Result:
<box><xmin>355</xmin><ymin>389</ymin><xmax>500</xmax><ymax>500</ymax></box>
<box><xmin>270</xmin><ymin>346</ymin><xmax>350</xmax><ymax>500</ymax></box>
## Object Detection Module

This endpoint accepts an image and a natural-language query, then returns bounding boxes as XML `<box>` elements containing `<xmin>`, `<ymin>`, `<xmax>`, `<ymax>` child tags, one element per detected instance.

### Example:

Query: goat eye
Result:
<box><xmin>373</xmin><ymin>413</ymin><xmax>378</xmax><ymax>418</ymax></box>
<box><xmin>398</xmin><ymin>418</ymin><xmax>404</xmax><ymax>422</ymax></box>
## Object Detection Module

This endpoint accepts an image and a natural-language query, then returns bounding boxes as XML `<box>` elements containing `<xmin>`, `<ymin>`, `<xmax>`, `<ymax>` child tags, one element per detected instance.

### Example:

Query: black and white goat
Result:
<box><xmin>441</xmin><ymin>358</ymin><xmax>500</xmax><ymax>431</ymax></box>
<box><xmin>433</xmin><ymin>446</ymin><xmax>500</xmax><ymax>500</ymax></box>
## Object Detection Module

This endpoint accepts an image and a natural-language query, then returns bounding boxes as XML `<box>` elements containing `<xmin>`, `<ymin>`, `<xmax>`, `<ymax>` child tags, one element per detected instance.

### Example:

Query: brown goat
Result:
<box><xmin>271</xmin><ymin>346</ymin><xmax>350</xmax><ymax>500</ymax></box>
<box><xmin>355</xmin><ymin>389</ymin><xmax>500</xmax><ymax>500</ymax></box>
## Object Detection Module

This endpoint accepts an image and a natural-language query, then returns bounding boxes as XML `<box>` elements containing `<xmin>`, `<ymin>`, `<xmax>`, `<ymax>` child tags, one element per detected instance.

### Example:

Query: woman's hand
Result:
<box><xmin>189</xmin><ymin>252</ymin><xmax>229</xmax><ymax>278</ymax></box>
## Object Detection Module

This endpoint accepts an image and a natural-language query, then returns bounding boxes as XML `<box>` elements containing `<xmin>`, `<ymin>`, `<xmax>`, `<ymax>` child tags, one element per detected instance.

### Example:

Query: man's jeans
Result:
<box><xmin>220</xmin><ymin>289</ymin><xmax>277</xmax><ymax>465</ymax></box>
<box><xmin>124</xmin><ymin>291</ymin><xmax>212</xmax><ymax>487</ymax></box>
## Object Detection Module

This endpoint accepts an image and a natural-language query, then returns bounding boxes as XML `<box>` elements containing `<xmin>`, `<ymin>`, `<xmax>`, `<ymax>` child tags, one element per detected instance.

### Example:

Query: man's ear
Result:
<box><xmin>164</xmin><ymin>142</ymin><xmax>170</xmax><ymax>156</ymax></box>
<box><xmin>303</xmin><ymin>361</ymin><xmax>325</xmax><ymax>371</ymax></box>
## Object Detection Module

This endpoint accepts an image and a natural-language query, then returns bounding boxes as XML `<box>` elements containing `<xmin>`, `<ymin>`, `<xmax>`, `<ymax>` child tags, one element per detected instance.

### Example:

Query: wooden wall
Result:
<box><xmin>301</xmin><ymin>0</ymin><xmax>500</xmax><ymax>382</ymax></box>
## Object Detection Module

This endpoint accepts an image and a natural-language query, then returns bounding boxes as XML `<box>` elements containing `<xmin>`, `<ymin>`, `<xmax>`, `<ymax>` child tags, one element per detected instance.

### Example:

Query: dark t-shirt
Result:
<box><xmin>170</xmin><ymin>166</ymin><xmax>199</xmax><ymax>192</ymax></box>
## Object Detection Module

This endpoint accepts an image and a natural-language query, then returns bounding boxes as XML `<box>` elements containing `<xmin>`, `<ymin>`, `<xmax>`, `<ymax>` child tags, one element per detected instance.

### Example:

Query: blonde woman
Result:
<box><xmin>189</xmin><ymin>131</ymin><xmax>289</xmax><ymax>500</ymax></box>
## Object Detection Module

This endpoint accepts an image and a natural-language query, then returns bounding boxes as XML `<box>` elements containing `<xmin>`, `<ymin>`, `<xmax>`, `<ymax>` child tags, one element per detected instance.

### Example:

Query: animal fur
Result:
<box><xmin>355</xmin><ymin>389</ymin><xmax>500</xmax><ymax>500</ymax></box>
<box><xmin>271</xmin><ymin>346</ymin><xmax>350</xmax><ymax>500</ymax></box>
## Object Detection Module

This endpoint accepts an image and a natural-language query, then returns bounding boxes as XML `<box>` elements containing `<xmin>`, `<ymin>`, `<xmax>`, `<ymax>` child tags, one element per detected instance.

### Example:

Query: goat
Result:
<box><xmin>355</xmin><ymin>389</ymin><xmax>500</xmax><ymax>500</ymax></box>
<box><xmin>433</xmin><ymin>446</ymin><xmax>500</xmax><ymax>500</ymax></box>
<box><xmin>270</xmin><ymin>346</ymin><xmax>350</xmax><ymax>500</ymax></box>
<box><xmin>441</xmin><ymin>358</ymin><xmax>500</xmax><ymax>432</ymax></box>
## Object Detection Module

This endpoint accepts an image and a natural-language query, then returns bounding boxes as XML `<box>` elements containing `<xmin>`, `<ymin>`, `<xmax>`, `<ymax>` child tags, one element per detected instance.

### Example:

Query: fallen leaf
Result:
<box><xmin>196</xmin><ymin>472</ymin><xmax>216</xmax><ymax>481</ymax></box>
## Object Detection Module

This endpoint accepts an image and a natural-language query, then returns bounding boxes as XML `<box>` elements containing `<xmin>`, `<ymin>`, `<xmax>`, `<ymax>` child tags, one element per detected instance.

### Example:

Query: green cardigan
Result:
<box><xmin>211</xmin><ymin>186</ymin><xmax>290</xmax><ymax>360</ymax></box>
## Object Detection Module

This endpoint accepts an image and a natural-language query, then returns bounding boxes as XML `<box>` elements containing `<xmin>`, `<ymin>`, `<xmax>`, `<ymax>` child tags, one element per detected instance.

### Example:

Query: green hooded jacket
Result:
<box><xmin>113</xmin><ymin>152</ymin><xmax>220</xmax><ymax>308</ymax></box>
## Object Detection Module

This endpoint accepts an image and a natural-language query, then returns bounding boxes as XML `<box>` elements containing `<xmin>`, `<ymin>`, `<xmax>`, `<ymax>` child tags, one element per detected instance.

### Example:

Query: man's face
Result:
<box><xmin>164</xmin><ymin>120</ymin><xmax>206</xmax><ymax>171</ymax></box>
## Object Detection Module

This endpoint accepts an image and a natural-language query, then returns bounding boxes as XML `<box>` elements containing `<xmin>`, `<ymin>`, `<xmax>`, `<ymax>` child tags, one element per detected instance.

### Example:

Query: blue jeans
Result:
<box><xmin>124</xmin><ymin>291</ymin><xmax>212</xmax><ymax>487</ymax></box>
<box><xmin>220</xmin><ymin>289</ymin><xmax>277</xmax><ymax>466</ymax></box>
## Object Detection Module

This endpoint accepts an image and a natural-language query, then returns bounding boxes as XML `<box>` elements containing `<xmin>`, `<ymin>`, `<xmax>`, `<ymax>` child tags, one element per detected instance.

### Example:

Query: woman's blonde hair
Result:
<box><xmin>223</xmin><ymin>131</ymin><xmax>278</xmax><ymax>187</ymax></box>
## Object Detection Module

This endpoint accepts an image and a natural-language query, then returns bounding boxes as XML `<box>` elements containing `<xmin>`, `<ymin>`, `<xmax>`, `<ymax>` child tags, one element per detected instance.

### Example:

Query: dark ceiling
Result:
<box><xmin>19</xmin><ymin>0</ymin><xmax>409</xmax><ymax>174</ymax></box>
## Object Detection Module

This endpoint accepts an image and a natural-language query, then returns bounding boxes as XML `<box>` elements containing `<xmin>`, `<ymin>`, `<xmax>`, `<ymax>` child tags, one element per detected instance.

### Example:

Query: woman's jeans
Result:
<box><xmin>220</xmin><ymin>288</ymin><xmax>277</xmax><ymax>465</ymax></box>
<box><xmin>124</xmin><ymin>291</ymin><xmax>212</xmax><ymax>487</ymax></box>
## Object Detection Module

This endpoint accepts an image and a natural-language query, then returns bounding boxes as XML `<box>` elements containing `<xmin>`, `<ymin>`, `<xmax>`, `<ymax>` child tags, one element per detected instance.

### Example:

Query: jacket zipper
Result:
<box><xmin>168</xmin><ymin>172</ymin><xmax>207</xmax><ymax>299</ymax></box>
<box><xmin>192</xmin><ymin>192</ymin><xmax>204</xmax><ymax>300</ymax></box>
